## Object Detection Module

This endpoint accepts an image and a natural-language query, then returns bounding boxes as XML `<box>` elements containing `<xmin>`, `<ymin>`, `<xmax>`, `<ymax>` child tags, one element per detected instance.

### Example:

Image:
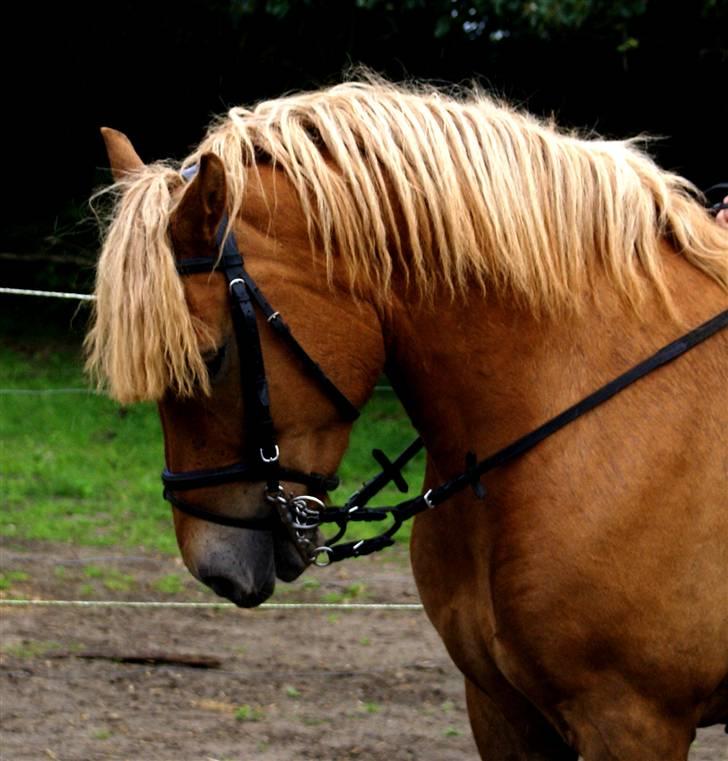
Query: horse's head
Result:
<box><xmin>98</xmin><ymin>130</ymin><xmax>385</xmax><ymax>606</ymax></box>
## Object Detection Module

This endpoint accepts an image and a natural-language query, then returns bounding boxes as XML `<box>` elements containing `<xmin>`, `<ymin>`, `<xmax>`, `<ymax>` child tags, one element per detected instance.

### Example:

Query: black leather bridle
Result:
<box><xmin>162</xmin><ymin>172</ymin><xmax>728</xmax><ymax>566</ymax></box>
<box><xmin>161</xmin><ymin>212</ymin><xmax>366</xmax><ymax>558</ymax></box>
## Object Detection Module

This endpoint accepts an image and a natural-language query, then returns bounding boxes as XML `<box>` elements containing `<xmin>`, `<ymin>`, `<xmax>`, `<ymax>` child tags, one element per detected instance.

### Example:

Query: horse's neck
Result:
<box><xmin>383</xmin><ymin>251</ymin><xmax>725</xmax><ymax>473</ymax></box>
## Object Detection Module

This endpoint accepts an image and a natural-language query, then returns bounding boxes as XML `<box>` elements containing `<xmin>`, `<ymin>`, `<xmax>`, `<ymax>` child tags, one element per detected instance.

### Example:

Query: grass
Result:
<box><xmin>153</xmin><ymin>573</ymin><xmax>185</xmax><ymax>595</ymax></box>
<box><xmin>81</xmin><ymin>564</ymin><xmax>135</xmax><ymax>592</ymax></box>
<box><xmin>0</xmin><ymin>570</ymin><xmax>29</xmax><ymax>589</ymax></box>
<box><xmin>321</xmin><ymin>582</ymin><xmax>367</xmax><ymax>603</ymax></box>
<box><xmin>234</xmin><ymin>704</ymin><xmax>264</xmax><ymax>722</ymax></box>
<box><xmin>0</xmin><ymin>341</ymin><xmax>424</xmax><ymax>554</ymax></box>
<box><xmin>358</xmin><ymin>700</ymin><xmax>382</xmax><ymax>715</ymax></box>
<box><xmin>1</xmin><ymin>639</ymin><xmax>67</xmax><ymax>659</ymax></box>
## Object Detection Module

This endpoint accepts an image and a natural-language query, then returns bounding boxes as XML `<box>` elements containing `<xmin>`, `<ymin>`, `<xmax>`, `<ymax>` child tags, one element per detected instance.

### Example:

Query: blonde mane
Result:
<box><xmin>86</xmin><ymin>77</ymin><xmax>728</xmax><ymax>403</ymax></box>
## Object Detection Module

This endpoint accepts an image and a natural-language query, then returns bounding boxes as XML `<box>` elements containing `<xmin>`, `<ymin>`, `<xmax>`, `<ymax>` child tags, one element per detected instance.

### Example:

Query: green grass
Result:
<box><xmin>234</xmin><ymin>704</ymin><xmax>264</xmax><ymax>722</ymax></box>
<box><xmin>358</xmin><ymin>700</ymin><xmax>382</xmax><ymax>715</ymax></box>
<box><xmin>0</xmin><ymin>343</ymin><xmax>423</xmax><ymax>553</ymax></box>
<box><xmin>1</xmin><ymin>639</ymin><xmax>67</xmax><ymax>659</ymax></box>
<box><xmin>153</xmin><ymin>573</ymin><xmax>185</xmax><ymax>595</ymax></box>
<box><xmin>0</xmin><ymin>570</ymin><xmax>29</xmax><ymax>590</ymax></box>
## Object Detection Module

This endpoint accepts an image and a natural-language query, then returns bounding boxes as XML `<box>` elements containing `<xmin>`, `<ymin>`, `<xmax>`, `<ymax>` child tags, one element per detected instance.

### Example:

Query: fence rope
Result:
<box><xmin>0</xmin><ymin>387</ymin><xmax>100</xmax><ymax>395</ymax></box>
<box><xmin>0</xmin><ymin>385</ymin><xmax>395</xmax><ymax>395</ymax></box>
<box><xmin>0</xmin><ymin>286</ymin><xmax>95</xmax><ymax>301</ymax></box>
<box><xmin>0</xmin><ymin>599</ymin><xmax>422</xmax><ymax>610</ymax></box>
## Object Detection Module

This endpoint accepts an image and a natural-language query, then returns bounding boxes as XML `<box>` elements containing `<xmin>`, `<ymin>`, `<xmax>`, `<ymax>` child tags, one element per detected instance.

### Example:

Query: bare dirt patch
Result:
<box><xmin>1</xmin><ymin>539</ymin><xmax>725</xmax><ymax>761</ymax></box>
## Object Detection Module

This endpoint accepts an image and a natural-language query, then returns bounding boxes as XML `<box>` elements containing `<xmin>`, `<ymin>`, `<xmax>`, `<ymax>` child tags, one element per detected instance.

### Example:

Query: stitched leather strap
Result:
<box><xmin>322</xmin><ymin>308</ymin><xmax>728</xmax><ymax>563</ymax></box>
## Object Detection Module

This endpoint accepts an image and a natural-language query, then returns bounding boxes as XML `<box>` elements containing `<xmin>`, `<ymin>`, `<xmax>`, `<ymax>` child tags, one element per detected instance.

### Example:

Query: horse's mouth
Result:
<box><xmin>273</xmin><ymin>529</ymin><xmax>312</xmax><ymax>582</ymax></box>
<box><xmin>207</xmin><ymin>575</ymin><xmax>274</xmax><ymax>608</ymax></box>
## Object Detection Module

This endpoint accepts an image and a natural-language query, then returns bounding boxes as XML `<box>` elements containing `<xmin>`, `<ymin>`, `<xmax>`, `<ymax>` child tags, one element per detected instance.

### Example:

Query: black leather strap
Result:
<box><xmin>162</xmin><ymin>213</ymin><xmax>348</xmax><ymax>527</ymax></box>
<box><xmin>163</xmin><ymin>489</ymin><xmax>277</xmax><ymax>530</ymax></box>
<box><xmin>343</xmin><ymin>437</ymin><xmax>425</xmax><ymax>510</ymax></box>
<box><xmin>704</xmin><ymin>183</ymin><xmax>728</xmax><ymax>216</ymax></box>
<box><xmin>165</xmin><ymin>170</ymin><xmax>728</xmax><ymax>557</ymax></box>
<box><xmin>162</xmin><ymin>462</ymin><xmax>339</xmax><ymax>493</ymax></box>
<box><xmin>241</xmin><ymin>269</ymin><xmax>360</xmax><ymax>422</ymax></box>
<box><xmin>175</xmin><ymin>257</ymin><xmax>224</xmax><ymax>275</ymax></box>
<box><xmin>324</xmin><ymin>308</ymin><xmax>728</xmax><ymax>562</ymax></box>
<box><xmin>427</xmin><ymin>307</ymin><xmax>728</xmax><ymax>509</ymax></box>
<box><xmin>171</xmin><ymin>230</ymin><xmax>359</xmax><ymax>423</ymax></box>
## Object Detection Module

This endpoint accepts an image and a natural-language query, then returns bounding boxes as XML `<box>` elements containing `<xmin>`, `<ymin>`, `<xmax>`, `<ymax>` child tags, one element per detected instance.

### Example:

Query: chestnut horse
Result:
<box><xmin>87</xmin><ymin>80</ymin><xmax>727</xmax><ymax>760</ymax></box>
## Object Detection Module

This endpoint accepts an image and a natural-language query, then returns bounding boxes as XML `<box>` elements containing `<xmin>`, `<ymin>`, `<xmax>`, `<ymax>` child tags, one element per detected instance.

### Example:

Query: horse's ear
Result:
<box><xmin>100</xmin><ymin>127</ymin><xmax>144</xmax><ymax>181</ymax></box>
<box><xmin>172</xmin><ymin>153</ymin><xmax>228</xmax><ymax>246</ymax></box>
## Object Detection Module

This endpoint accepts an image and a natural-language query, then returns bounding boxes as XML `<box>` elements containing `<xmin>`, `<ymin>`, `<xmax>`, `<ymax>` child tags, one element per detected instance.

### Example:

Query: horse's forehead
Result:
<box><xmin>179</xmin><ymin>160</ymin><xmax>307</xmax><ymax>238</ymax></box>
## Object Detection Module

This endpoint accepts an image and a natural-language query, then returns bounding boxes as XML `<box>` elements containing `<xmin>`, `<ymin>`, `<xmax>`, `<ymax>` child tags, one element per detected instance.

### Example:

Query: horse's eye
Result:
<box><xmin>202</xmin><ymin>345</ymin><xmax>226</xmax><ymax>380</ymax></box>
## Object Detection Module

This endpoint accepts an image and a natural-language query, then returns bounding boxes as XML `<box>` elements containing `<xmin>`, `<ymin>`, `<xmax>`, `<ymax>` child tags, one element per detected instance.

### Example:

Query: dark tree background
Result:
<box><xmin>1</xmin><ymin>0</ymin><xmax>726</xmax><ymax>296</ymax></box>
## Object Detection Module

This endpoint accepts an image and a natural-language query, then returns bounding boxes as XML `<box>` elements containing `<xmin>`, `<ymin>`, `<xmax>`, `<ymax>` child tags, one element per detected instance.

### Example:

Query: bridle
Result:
<box><xmin>161</xmin><ymin>211</ymin><xmax>364</xmax><ymax>563</ymax></box>
<box><xmin>162</xmin><ymin>171</ymin><xmax>728</xmax><ymax>567</ymax></box>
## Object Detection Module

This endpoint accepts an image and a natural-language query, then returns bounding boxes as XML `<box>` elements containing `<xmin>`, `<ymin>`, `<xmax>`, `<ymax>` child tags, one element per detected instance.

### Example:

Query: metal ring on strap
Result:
<box><xmin>312</xmin><ymin>546</ymin><xmax>333</xmax><ymax>567</ymax></box>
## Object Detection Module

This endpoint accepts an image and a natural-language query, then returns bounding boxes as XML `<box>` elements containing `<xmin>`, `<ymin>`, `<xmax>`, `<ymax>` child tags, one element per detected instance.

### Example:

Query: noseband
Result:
<box><xmin>162</xmin><ymin>170</ymin><xmax>728</xmax><ymax>567</ymax></box>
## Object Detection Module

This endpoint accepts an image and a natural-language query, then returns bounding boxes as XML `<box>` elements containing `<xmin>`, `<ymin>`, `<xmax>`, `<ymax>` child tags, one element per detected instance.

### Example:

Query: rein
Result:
<box><xmin>705</xmin><ymin>183</ymin><xmax>728</xmax><ymax>215</ymax></box>
<box><xmin>162</xmin><ymin>193</ymin><xmax>728</xmax><ymax>567</ymax></box>
<box><xmin>318</xmin><ymin>307</ymin><xmax>728</xmax><ymax>563</ymax></box>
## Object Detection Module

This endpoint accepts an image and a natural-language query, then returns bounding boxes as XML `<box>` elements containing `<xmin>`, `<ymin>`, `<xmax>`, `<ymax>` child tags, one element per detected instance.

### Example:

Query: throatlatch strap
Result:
<box><xmin>240</xmin><ymin>269</ymin><xmax>360</xmax><ymax>422</ymax></box>
<box><xmin>172</xmin><ymin>219</ymin><xmax>359</xmax><ymax>422</ymax></box>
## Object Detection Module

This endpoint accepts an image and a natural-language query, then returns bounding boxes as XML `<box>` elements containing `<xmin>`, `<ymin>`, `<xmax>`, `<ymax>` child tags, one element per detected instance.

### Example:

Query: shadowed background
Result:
<box><xmin>2</xmin><ymin>0</ymin><xmax>726</xmax><ymax>300</ymax></box>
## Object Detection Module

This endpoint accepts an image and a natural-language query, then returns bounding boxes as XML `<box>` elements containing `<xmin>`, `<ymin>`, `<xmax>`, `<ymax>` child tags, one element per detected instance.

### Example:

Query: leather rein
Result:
<box><xmin>162</xmin><ymin>201</ymin><xmax>728</xmax><ymax>567</ymax></box>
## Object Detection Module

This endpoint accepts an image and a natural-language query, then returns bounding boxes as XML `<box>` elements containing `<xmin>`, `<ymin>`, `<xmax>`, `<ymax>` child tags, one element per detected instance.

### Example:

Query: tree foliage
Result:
<box><xmin>229</xmin><ymin>0</ymin><xmax>721</xmax><ymax>46</ymax></box>
<box><xmin>2</xmin><ymin>0</ymin><xmax>726</xmax><ymax>268</ymax></box>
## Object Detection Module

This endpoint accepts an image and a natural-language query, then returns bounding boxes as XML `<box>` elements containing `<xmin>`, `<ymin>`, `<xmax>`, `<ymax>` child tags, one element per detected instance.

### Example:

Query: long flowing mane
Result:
<box><xmin>86</xmin><ymin>77</ymin><xmax>728</xmax><ymax>403</ymax></box>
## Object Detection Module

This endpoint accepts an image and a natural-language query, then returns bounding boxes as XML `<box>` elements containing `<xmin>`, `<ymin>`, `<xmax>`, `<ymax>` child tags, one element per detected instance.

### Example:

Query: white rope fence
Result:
<box><xmin>0</xmin><ymin>388</ymin><xmax>101</xmax><ymax>395</ymax></box>
<box><xmin>0</xmin><ymin>286</ymin><xmax>95</xmax><ymax>301</ymax></box>
<box><xmin>2</xmin><ymin>284</ymin><xmax>96</xmax><ymax>395</ymax></box>
<box><xmin>0</xmin><ymin>386</ymin><xmax>394</xmax><ymax>395</ymax></box>
<box><xmin>0</xmin><ymin>599</ymin><xmax>422</xmax><ymax>611</ymax></box>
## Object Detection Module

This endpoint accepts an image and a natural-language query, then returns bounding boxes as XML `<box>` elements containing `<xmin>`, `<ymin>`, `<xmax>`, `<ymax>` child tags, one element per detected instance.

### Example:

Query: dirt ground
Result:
<box><xmin>1</xmin><ymin>539</ymin><xmax>726</xmax><ymax>761</ymax></box>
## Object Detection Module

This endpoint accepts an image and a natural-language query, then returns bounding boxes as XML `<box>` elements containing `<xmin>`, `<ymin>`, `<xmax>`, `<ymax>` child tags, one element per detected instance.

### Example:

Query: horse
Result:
<box><xmin>86</xmin><ymin>78</ymin><xmax>728</xmax><ymax>760</ymax></box>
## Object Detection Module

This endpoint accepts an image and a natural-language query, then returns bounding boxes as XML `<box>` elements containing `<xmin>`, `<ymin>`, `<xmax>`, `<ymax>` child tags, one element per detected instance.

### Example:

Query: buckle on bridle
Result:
<box><xmin>260</xmin><ymin>445</ymin><xmax>280</xmax><ymax>464</ymax></box>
